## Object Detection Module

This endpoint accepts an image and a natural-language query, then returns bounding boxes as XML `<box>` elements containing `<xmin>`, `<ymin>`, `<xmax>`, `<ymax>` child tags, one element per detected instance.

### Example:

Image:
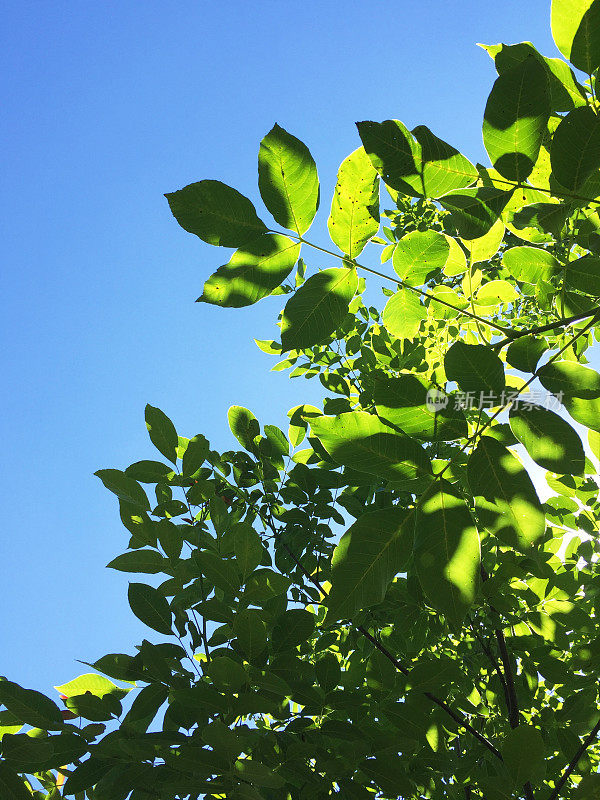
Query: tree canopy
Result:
<box><xmin>4</xmin><ymin>2</ymin><xmax>600</xmax><ymax>799</ymax></box>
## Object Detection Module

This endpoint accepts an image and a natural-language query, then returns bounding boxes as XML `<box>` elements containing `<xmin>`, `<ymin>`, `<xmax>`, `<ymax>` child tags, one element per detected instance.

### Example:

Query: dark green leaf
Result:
<box><xmin>198</xmin><ymin>234</ymin><xmax>300</xmax><ymax>307</ymax></box>
<box><xmin>565</xmin><ymin>255</ymin><xmax>600</xmax><ymax>295</ymax></box>
<box><xmin>233</xmin><ymin>523</ymin><xmax>263</xmax><ymax>581</ymax></box>
<box><xmin>107</xmin><ymin>549</ymin><xmax>168</xmax><ymax>574</ymax></box>
<box><xmin>509</xmin><ymin>403</ymin><xmax>585</xmax><ymax>474</ymax></box>
<box><xmin>357</xmin><ymin>120</ymin><xmax>478</xmax><ymax>198</ymax></box>
<box><xmin>0</xmin><ymin>680</ymin><xmax>63</xmax><ymax>730</ymax></box>
<box><xmin>63</xmin><ymin>758</ymin><xmax>113</xmax><ymax>795</ymax></box>
<box><xmin>0</xmin><ymin>761</ymin><xmax>42</xmax><ymax>799</ymax></box>
<box><xmin>483</xmin><ymin>56</ymin><xmax>550</xmax><ymax>182</ymax></box>
<box><xmin>271</xmin><ymin>609</ymin><xmax>315</xmax><ymax>651</ymax></box>
<box><xmin>95</xmin><ymin>469</ymin><xmax>150</xmax><ymax>511</ymax></box>
<box><xmin>182</xmin><ymin>434</ymin><xmax>210</xmax><ymax>477</ymax></box>
<box><xmin>551</xmin><ymin>107</ymin><xmax>600</xmax><ymax>191</ymax></box>
<box><xmin>374</xmin><ymin>374</ymin><xmax>467</xmax><ymax>441</ymax></box>
<box><xmin>501</xmin><ymin>725</ymin><xmax>545</xmax><ymax>785</ymax></box>
<box><xmin>310</xmin><ymin>411</ymin><xmax>432</xmax><ymax>482</ymax></box>
<box><xmin>439</xmin><ymin>187</ymin><xmax>513</xmax><ymax>239</ymax></box>
<box><xmin>234</xmin><ymin>609</ymin><xmax>267</xmax><ymax>660</ymax></box>
<box><xmin>258</xmin><ymin>124</ymin><xmax>319</xmax><ymax>236</ymax></box>
<box><xmin>145</xmin><ymin>405</ymin><xmax>178</xmax><ymax>464</ymax></box>
<box><xmin>127</xmin><ymin>583</ymin><xmax>173</xmax><ymax>635</ymax></box>
<box><xmin>539</xmin><ymin>360</ymin><xmax>600</xmax><ymax>432</ymax></box>
<box><xmin>468</xmin><ymin>436</ymin><xmax>545</xmax><ymax>551</ymax></box>
<box><xmin>194</xmin><ymin>551</ymin><xmax>241</xmax><ymax>596</ymax></box>
<box><xmin>280</xmin><ymin>267</ymin><xmax>357</xmax><ymax>351</ymax></box>
<box><xmin>444</xmin><ymin>341</ymin><xmax>505</xmax><ymax>396</ymax></box>
<box><xmin>165</xmin><ymin>180</ymin><xmax>267</xmax><ymax>247</ymax></box>
<box><xmin>506</xmin><ymin>335</ymin><xmax>548</xmax><ymax>373</ymax></box>
<box><xmin>326</xmin><ymin>507</ymin><xmax>414</xmax><ymax>622</ymax></box>
<box><xmin>125</xmin><ymin>460</ymin><xmax>174</xmax><ymax>483</ymax></box>
<box><xmin>328</xmin><ymin>146</ymin><xmax>379</xmax><ymax>258</ymax></box>
<box><xmin>414</xmin><ymin>480</ymin><xmax>480</xmax><ymax>627</ymax></box>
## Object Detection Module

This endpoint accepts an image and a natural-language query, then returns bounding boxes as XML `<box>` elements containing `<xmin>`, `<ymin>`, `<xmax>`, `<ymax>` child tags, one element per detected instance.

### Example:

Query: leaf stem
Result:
<box><xmin>546</xmin><ymin>716</ymin><xmax>600</xmax><ymax>800</ymax></box>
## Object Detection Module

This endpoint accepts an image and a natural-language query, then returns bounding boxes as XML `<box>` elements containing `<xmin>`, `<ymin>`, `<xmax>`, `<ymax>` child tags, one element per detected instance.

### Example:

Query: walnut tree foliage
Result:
<box><xmin>6</xmin><ymin>3</ymin><xmax>600</xmax><ymax>800</ymax></box>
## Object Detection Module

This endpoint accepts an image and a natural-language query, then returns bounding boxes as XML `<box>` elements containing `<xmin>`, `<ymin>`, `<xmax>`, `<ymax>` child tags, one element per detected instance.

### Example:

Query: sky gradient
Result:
<box><xmin>1</xmin><ymin>0</ymin><xmax>564</xmax><ymax>692</ymax></box>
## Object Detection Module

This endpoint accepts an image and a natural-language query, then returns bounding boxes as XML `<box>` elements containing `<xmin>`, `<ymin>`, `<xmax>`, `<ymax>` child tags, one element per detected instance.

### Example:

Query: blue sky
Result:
<box><xmin>1</xmin><ymin>0</ymin><xmax>561</xmax><ymax>693</ymax></box>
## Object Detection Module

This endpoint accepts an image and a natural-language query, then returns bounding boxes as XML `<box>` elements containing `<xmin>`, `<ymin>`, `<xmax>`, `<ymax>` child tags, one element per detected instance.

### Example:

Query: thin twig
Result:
<box><xmin>546</xmin><ymin>717</ymin><xmax>600</xmax><ymax>800</ymax></box>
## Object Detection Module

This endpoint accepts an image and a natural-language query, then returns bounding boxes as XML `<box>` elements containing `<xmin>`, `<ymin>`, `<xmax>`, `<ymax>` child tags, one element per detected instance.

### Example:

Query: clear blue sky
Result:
<box><xmin>1</xmin><ymin>0</ymin><xmax>560</xmax><ymax>693</ymax></box>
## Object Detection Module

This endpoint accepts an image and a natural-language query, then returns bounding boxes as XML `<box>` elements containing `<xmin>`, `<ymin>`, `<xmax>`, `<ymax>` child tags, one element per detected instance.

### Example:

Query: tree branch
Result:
<box><xmin>491</xmin><ymin>306</ymin><xmax>600</xmax><ymax>350</ymax></box>
<box><xmin>546</xmin><ymin>716</ymin><xmax>600</xmax><ymax>800</ymax></box>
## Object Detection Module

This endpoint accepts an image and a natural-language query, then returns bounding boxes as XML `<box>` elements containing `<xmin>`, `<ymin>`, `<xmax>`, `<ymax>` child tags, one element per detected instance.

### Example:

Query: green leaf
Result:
<box><xmin>145</xmin><ymin>405</ymin><xmax>178</xmax><ymax>464</ymax></box>
<box><xmin>357</xmin><ymin>120</ymin><xmax>478</xmax><ymax>198</ymax></box>
<box><xmin>63</xmin><ymin>758</ymin><xmax>112</xmax><ymax>795</ymax></box>
<box><xmin>310</xmin><ymin>411</ymin><xmax>432</xmax><ymax>482</ymax></box>
<box><xmin>506</xmin><ymin>335</ymin><xmax>548</xmax><ymax>372</ymax></box>
<box><xmin>575</xmin><ymin>774</ymin><xmax>600</xmax><ymax>799</ymax></box>
<box><xmin>165</xmin><ymin>180</ymin><xmax>267</xmax><ymax>247</ymax></box>
<box><xmin>233</xmin><ymin>609</ymin><xmax>267</xmax><ymax>660</ymax></box>
<box><xmin>392</xmin><ymin>230</ymin><xmax>449</xmax><ymax>285</ymax></box>
<box><xmin>122</xmin><ymin>682</ymin><xmax>168</xmax><ymax>732</ymax></box>
<box><xmin>233</xmin><ymin>522</ymin><xmax>263</xmax><ymax>581</ymax></box>
<box><xmin>271</xmin><ymin>609</ymin><xmax>315</xmax><ymax>651</ymax></box>
<box><xmin>439</xmin><ymin>187</ymin><xmax>513</xmax><ymax>239</ymax></box>
<box><xmin>198</xmin><ymin>234</ymin><xmax>301</xmax><ymax>307</ymax></box>
<box><xmin>125</xmin><ymin>460</ymin><xmax>174</xmax><ymax>483</ymax></box>
<box><xmin>481</xmin><ymin>41</ymin><xmax>586</xmax><ymax>113</ymax></box>
<box><xmin>315</xmin><ymin>653</ymin><xmax>341</xmax><ymax>693</ymax></box>
<box><xmin>444</xmin><ymin>341</ymin><xmax>505</xmax><ymax>396</ymax></box>
<box><xmin>127</xmin><ymin>583</ymin><xmax>173</xmax><ymax>635</ymax></box>
<box><xmin>107</xmin><ymin>549</ymin><xmax>168</xmax><ymax>574</ymax></box>
<box><xmin>538</xmin><ymin>360</ymin><xmax>600</xmax><ymax>432</ymax></box>
<box><xmin>328</xmin><ymin>146</ymin><xmax>379</xmax><ymax>258</ymax></box>
<box><xmin>95</xmin><ymin>469</ymin><xmax>150</xmax><ymax>511</ymax></box>
<box><xmin>0</xmin><ymin>762</ymin><xmax>39</xmax><ymax>800</ymax></box>
<box><xmin>382</xmin><ymin>289</ymin><xmax>427</xmax><ymax>340</ymax></box>
<box><xmin>280</xmin><ymin>267</ymin><xmax>358</xmax><ymax>351</ymax></box>
<box><xmin>326</xmin><ymin>507</ymin><xmax>414</xmax><ymax>622</ymax></box>
<box><xmin>258</xmin><ymin>123</ymin><xmax>319</xmax><ymax>236</ymax></box>
<box><xmin>468</xmin><ymin>436</ymin><xmax>545</xmax><ymax>551</ymax></box>
<box><xmin>55</xmin><ymin>673</ymin><xmax>129</xmax><ymax>700</ymax></box>
<box><xmin>482</xmin><ymin>56</ymin><xmax>550</xmax><ymax>182</ymax></box>
<box><xmin>194</xmin><ymin>551</ymin><xmax>241</xmax><ymax>596</ymax></box>
<box><xmin>565</xmin><ymin>255</ymin><xmax>600</xmax><ymax>295</ymax></box>
<box><xmin>182</xmin><ymin>434</ymin><xmax>210</xmax><ymax>477</ymax></box>
<box><xmin>233</xmin><ymin>759</ymin><xmax>285</xmax><ymax>789</ymax></box>
<box><xmin>205</xmin><ymin>656</ymin><xmax>247</xmax><ymax>692</ymax></box>
<box><xmin>374</xmin><ymin>374</ymin><xmax>467</xmax><ymax>441</ymax></box>
<box><xmin>228</xmin><ymin>405</ymin><xmax>260</xmax><ymax>451</ymax></box>
<box><xmin>414</xmin><ymin>480</ymin><xmax>480</xmax><ymax>627</ymax></box>
<box><xmin>551</xmin><ymin>107</ymin><xmax>600</xmax><ymax>191</ymax></box>
<box><xmin>551</xmin><ymin>0</ymin><xmax>600</xmax><ymax>73</ymax></box>
<box><xmin>0</xmin><ymin>681</ymin><xmax>63</xmax><ymax>730</ymax></box>
<box><xmin>509</xmin><ymin>403</ymin><xmax>585</xmax><ymax>474</ymax></box>
<box><xmin>501</xmin><ymin>725</ymin><xmax>545</xmax><ymax>785</ymax></box>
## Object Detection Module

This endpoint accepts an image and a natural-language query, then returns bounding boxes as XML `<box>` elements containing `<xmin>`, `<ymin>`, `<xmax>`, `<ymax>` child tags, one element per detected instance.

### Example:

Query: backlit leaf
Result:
<box><xmin>551</xmin><ymin>107</ymin><xmax>600</xmax><ymax>191</ymax></box>
<box><xmin>280</xmin><ymin>267</ymin><xmax>357</xmax><ymax>351</ymax></box>
<box><xmin>258</xmin><ymin>124</ymin><xmax>319</xmax><ymax>235</ymax></box>
<box><xmin>414</xmin><ymin>480</ymin><xmax>480</xmax><ymax>627</ymax></box>
<box><xmin>382</xmin><ymin>289</ymin><xmax>427</xmax><ymax>340</ymax></box>
<box><xmin>165</xmin><ymin>180</ymin><xmax>267</xmax><ymax>247</ymax></box>
<box><xmin>328</xmin><ymin>146</ymin><xmax>379</xmax><ymax>258</ymax></box>
<box><xmin>468</xmin><ymin>436</ymin><xmax>545</xmax><ymax>551</ymax></box>
<box><xmin>326</xmin><ymin>507</ymin><xmax>414</xmax><ymax>622</ymax></box>
<box><xmin>483</xmin><ymin>56</ymin><xmax>550</xmax><ymax>182</ymax></box>
<box><xmin>551</xmin><ymin>0</ymin><xmax>600</xmax><ymax>73</ymax></box>
<box><xmin>444</xmin><ymin>341</ymin><xmax>505</xmax><ymax>396</ymax></box>
<box><xmin>145</xmin><ymin>405</ymin><xmax>178</xmax><ymax>464</ymax></box>
<box><xmin>392</xmin><ymin>230</ymin><xmax>449</xmax><ymax>285</ymax></box>
<box><xmin>198</xmin><ymin>234</ymin><xmax>300</xmax><ymax>307</ymax></box>
<box><xmin>439</xmin><ymin>187</ymin><xmax>513</xmax><ymax>239</ymax></box>
<box><xmin>509</xmin><ymin>403</ymin><xmax>585</xmax><ymax>474</ymax></box>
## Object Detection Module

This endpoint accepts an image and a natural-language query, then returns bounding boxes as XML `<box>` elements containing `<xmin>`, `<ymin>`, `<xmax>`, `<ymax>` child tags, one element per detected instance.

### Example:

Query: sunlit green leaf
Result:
<box><xmin>414</xmin><ymin>480</ymin><xmax>480</xmax><ymax>627</ymax></box>
<box><xmin>280</xmin><ymin>267</ymin><xmax>357</xmax><ymax>351</ymax></box>
<box><xmin>198</xmin><ymin>234</ymin><xmax>300</xmax><ymax>307</ymax></box>
<box><xmin>483</xmin><ymin>56</ymin><xmax>550</xmax><ymax>182</ymax></box>
<box><xmin>258</xmin><ymin>124</ymin><xmax>319</xmax><ymax>235</ymax></box>
<box><xmin>468</xmin><ymin>436</ymin><xmax>545</xmax><ymax>551</ymax></box>
<box><xmin>328</xmin><ymin>146</ymin><xmax>379</xmax><ymax>258</ymax></box>
<box><xmin>382</xmin><ymin>289</ymin><xmax>427</xmax><ymax>339</ymax></box>
<box><xmin>392</xmin><ymin>230</ymin><xmax>449</xmax><ymax>285</ymax></box>
<box><xmin>326</xmin><ymin>507</ymin><xmax>414</xmax><ymax>622</ymax></box>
